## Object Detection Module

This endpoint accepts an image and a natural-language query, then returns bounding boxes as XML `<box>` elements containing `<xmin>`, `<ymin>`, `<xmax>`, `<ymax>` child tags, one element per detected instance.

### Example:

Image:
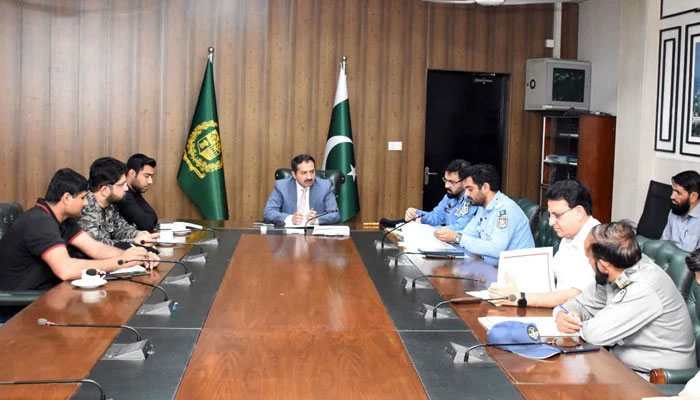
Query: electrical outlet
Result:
<box><xmin>388</xmin><ymin>141</ymin><xmax>402</xmax><ymax>151</ymax></box>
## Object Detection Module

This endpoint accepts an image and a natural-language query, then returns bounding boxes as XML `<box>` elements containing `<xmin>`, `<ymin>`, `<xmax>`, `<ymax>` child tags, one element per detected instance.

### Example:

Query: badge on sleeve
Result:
<box><xmin>497</xmin><ymin>216</ymin><xmax>508</xmax><ymax>229</ymax></box>
<box><xmin>498</xmin><ymin>210</ymin><xmax>506</xmax><ymax>216</ymax></box>
<box><xmin>612</xmin><ymin>288</ymin><xmax>627</xmax><ymax>303</ymax></box>
<box><xmin>458</xmin><ymin>203</ymin><xmax>470</xmax><ymax>216</ymax></box>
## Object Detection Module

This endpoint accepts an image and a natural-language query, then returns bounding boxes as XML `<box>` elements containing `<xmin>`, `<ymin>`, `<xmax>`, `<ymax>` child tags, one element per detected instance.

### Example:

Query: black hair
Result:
<box><xmin>45</xmin><ymin>168</ymin><xmax>89</xmax><ymax>203</ymax></box>
<box><xmin>445</xmin><ymin>159</ymin><xmax>471</xmax><ymax>181</ymax></box>
<box><xmin>126</xmin><ymin>153</ymin><xmax>157</xmax><ymax>174</ymax></box>
<box><xmin>687</xmin><ymin>248</ymin><xmax>700</xmax><ymax>272</ymax></box>
<box><xmin>291</xmin><ymin>154</ymin><xmax>316</xmax><ymax>172</ymax></box>
<box><xmin>88</xmin><ymin>157</ymin><xmax>127</xmax><ymax>192</ymax></box>
<box><xmin>465</xmin><ymin>163</ymin><xmax>501</xmax><ymax>192</ymax></box>
<box><xmin>588</xmin><ymin>221</ymin><xmax>641</xmax><ymax>270</ymax></box>
<box><xmin>545</xmin><ymin>179</ymin><xmax>593</xmax><ymax>215</ymax></box>
<box><xmin>672</xmin><ymin>170</ymin><xmax>700</xmax><ymax>195</ymax></box>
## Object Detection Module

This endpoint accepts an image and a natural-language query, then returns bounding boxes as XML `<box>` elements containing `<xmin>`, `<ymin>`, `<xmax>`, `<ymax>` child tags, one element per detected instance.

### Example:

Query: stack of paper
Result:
<box><xmin>312</xmin><ymin>225</ymin><xmax>350</xmax><ymax>236</ymax></box>
<box><xmin>399</xmin><ymin>223</ymin><xmax>455</xmax><ymax>252</ymax></box>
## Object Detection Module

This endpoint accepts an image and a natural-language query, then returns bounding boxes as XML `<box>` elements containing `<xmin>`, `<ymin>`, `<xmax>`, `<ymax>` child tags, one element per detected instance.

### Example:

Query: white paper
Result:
<box><xmin>111</xmin><ymin>265</ymin><xmax>148</xmax><ymax>275</ymax></box>
<box><xmin>478</xmin><ymin>316</ymin><xmax>579</xmax><ymax>338</ymax></box>
<box><xmin>465</xmin><ymin>290</ymin><xmax>491</xmax><ymax>300</ymax></box>
<box><xmin>398</xmin><ymin>223</ymin><xmax>456</xmax><ymax>252</ymax></box>
<box><xmin>312</xmin><ymin>225</ymin><xmax>350</xmax><ymax>236</ymax></box>
<box><xmin>496</xmin><ymin>247</ymin><xmax>555</xmax><ymax>293</ymax></box>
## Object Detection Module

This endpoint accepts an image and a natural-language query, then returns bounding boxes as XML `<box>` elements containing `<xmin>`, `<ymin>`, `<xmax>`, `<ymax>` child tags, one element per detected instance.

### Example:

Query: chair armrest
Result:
<box><xmin>0</xmin><ymin>290</ymin><xmax>45</xmax><ymax>306</ymax></box>
<box><xmin>650</xmin><ymin>367</ymin><xmax>700</xmax><ymax>384</ymax></box>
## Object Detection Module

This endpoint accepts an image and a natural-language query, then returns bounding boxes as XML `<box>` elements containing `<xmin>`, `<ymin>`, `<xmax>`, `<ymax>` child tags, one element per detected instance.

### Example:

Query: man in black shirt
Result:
<box><xmin>116</xmin><ymin>153</ymin><xmax>158</xmax><ymax>231</ymax></box>
<box><xmin>0</xmin><ymin>168</ymin><xmax>158</xmax><ymax>290</ymax></box>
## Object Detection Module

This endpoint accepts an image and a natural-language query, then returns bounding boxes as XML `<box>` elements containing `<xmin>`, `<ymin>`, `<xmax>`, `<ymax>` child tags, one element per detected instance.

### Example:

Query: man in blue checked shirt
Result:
<box><xmin>439</xmin><ymin>163</ymin><xmax>534</xmax><ymax>265</ymax></box>
<box><xmin>404</xmin><ymin>159</ymin><xmax>476</xmax><ymax>232</ymax></box>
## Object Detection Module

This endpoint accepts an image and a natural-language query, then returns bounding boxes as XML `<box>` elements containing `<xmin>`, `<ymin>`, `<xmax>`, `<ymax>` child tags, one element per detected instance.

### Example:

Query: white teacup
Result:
<box><xmin>172</xmin><ymin>222</ymin><xmax>188</xmax><ymax>231</ymax></box>
<box><xmin>260</xmin><ymin>225</ymin><xmax>268</xmax><ymax>234</ymax></box>
<box><xmin>81</xmin><ymin>290</ymin><xmax>107</xmax><ymax>303</ymax></box>
<box><xmin>80</xmin><ymin>269</ymin><xmax>103</xmax><ymax>283</ymax></box>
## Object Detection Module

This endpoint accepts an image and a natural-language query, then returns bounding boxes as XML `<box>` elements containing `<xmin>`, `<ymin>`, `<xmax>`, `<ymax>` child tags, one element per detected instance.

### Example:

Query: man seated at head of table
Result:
<box><xmin>262</xmin><ymin>154</ymin><xmax>340</xmax><ymax>226</ymax></box>
<box><xmin>404</xmin><ymin>159</ymin><xmax>476</xmax><ymax>232</ymax></box>
<box><xmin>440</xmin><ymin>163</ymin><xmax>534</xmax><ymax>265</ymax></box>
<box><xmin>78</xmin><ymin>157</ymin><xmax>159</xmax><ymax>247</ymax></box>
<box><xmin>662</xmin><ymin>170</ymin><xmax>700</xmax><ymax>252</ymax></box>
<box><xmin>555</xmin><ymin>221</ymin><xmax>696</xmax><ymax>374</ymax></box>
<box><xmin>0</xmin><ymin>168</ymin><xmax>158</xmax><ymax>291</ymax></box>
<box><xmin>488</xmin><ymin>179</ymin><xmax>599</xmax><ymax>307</ymax></box>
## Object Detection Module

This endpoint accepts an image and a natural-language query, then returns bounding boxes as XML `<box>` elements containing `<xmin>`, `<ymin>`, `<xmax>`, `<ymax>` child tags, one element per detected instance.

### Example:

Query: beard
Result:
<box><xmin>671</xmin><ymin>198</ymin><xmax>691</xmax><ymax>216</ymax></box>
<box><xmin>446</xmin><ymin>188</ymin><xmax>464</xmax><ymax>199</ymax></box>
<box><xmin>594</xmin><ymin>261</ymin><xmax>609</xmax><ymax>285</ymax></box>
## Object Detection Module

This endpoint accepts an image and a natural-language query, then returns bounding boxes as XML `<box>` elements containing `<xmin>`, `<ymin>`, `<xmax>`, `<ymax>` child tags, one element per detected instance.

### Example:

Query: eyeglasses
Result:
<box><xmin>111</xmin><ymin>182</ymin><xmax>128</xmax><ymax>191</ymax></box>
<box><xmin>442</xmin><ymin>177</ymin><xmax>465</xmax><ymax>186</ymax></box>
<box><xmin>549</xmin><ymin>207</ymin><xmax>574</xmax><ymax>222</ymax></box>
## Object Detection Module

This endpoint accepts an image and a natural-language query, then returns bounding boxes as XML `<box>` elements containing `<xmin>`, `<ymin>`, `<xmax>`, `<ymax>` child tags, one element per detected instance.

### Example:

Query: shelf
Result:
<box><xmin>543</xmin><ymin>160</ymin><xmax>578</xmax><ymax>166</ymax></box>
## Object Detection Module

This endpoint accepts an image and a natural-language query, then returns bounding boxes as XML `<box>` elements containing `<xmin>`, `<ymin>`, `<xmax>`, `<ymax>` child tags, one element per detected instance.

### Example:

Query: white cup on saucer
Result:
<box><xmin>159</xmin><ymin>230</ymin><xmax>174</xmax><ymax>242</ymax></box>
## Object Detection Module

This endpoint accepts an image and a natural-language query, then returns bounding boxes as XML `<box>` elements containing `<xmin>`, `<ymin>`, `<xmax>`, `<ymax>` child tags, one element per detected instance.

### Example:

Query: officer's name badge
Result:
<box><xmin>497</xmin><ymin>216</ymin><xmax>508</xmax><ymax>229</ymax></box>
<box><xmin>458</xmin><ymin>203</ymin><xmax>470</xmax><ymax>216</ymax></box>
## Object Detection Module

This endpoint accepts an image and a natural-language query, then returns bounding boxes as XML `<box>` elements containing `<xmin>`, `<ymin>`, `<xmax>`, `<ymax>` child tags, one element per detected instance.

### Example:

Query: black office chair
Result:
<box><xmin>637</xmin><ymin>180</ymin><xmax>672</xmax><ymax>239</ymax></box>
<box><xmin>274</xmin><ymin>168</ymin><xmax>346</xmax><ymax>199</ymax></box>
<box><xmin>0</xmin><ymin>202</ymin><xmax>45</xmax><ymax>322</ymax></box>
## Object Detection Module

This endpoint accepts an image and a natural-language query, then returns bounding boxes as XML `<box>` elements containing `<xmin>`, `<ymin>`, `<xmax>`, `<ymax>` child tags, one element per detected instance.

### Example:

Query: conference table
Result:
<box><xmin>0</xmin><ymin>227</ymin><xmax>665</xmax><ymax>399</ymax></box>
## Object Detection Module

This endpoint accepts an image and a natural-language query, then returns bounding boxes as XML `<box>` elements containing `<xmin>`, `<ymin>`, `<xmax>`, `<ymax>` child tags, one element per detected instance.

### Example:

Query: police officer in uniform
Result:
<box><xmin>555</xmin><ymin>222</ymin><xmax>696</xmax><ymax>374</ymax></box>
<box><xmin>405</xmin><ymin>159</ymin><xmax>476</xmax><ymax>232</ymax></box>
<box><xmin>447</xmin><ymin>164</ymin><xmax>534</xmax><ymax>265</ymax></box>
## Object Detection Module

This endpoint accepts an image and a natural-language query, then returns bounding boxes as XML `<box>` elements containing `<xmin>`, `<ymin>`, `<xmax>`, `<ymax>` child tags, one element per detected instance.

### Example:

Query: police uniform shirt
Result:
<box><xmin>418</xmin><ymin>194</ymin><xmax>476</xmax><ymax>232</ymax></box>
<box><xmin>558</xmin><ymin>255</ymin><xmax>696</xmax><ymax>372</ymax></box>
<box><xmin>661</xmin><ymin>204</ymin><xmax>700</xmax><ymax>252</ymax></box>
<box><xmin>553</xmin><ymin>216</ymin><xmax>599</xmax><ymax>291</ymax></box>
<box><xmin>0</xmin><ymin>198</ymin><xmax>84</xmax><ymax>290</ymax></box>
<box><xmin>457</xmin><ymin>191</ymin><xmax>535</xmax><ymax>266</ymax></box>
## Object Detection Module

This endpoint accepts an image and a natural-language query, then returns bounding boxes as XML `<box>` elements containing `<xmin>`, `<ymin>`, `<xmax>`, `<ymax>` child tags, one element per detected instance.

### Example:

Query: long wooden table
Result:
<box><xmin>0</xmin><ymin>229</ymin><xmax>669</xmax><ymax>399</ymax></box>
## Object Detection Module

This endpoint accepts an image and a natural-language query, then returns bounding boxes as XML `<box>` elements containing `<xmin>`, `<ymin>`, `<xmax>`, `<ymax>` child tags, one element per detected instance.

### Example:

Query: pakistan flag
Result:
<box><xmin>322</xmin><ymin>57</ymin><xmax>359</xmax><ymax>222</ymax></box>
<box><xmin>177</xmin><ymin>49</ymin><xmax>229</xmax><ymax>220</ymax></box>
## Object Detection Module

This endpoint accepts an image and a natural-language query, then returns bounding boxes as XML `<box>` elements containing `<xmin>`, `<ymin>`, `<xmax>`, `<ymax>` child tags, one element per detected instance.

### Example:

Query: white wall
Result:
<box><xmin>611</xmin><ymin>0</ymin><xmax>700</xmax><ymax>221</ymax></box>
<box><xmin>577</xmin><ymin>0</ymin><xmax>621</xmax><ymax>115</ymax></box>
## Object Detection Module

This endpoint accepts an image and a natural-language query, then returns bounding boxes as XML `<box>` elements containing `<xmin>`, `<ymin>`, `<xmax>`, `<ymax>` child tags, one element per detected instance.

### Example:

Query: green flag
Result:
<box><xmin>177</xmin><ymin>50</ymin><xmax>229</xmax><ymax>220</ymax></box>
<box><xmin>322</xmin><ymin>58</ymin><xmax>359</xmax><ymax>222</ymax></box>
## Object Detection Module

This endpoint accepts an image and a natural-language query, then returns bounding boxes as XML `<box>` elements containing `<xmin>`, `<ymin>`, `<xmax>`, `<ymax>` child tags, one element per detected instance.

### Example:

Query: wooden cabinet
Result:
<box><xmin>539</xmin><ymin>115</ymin><xmax>616</xmax><ymax>223</ymax></box>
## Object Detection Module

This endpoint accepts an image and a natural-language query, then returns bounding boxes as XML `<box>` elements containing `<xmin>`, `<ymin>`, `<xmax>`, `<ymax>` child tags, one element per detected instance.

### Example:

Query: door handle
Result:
<box><xmin>424</xmin><ymin>167</ymin><xmax>438</xmax><ymax>186</ymax></box>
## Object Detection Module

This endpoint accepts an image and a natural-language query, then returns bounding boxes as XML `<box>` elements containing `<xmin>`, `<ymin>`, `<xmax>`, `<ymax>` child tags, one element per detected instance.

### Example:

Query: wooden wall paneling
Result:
<box><xmin>79</xmin><ymin>0</ymin><xmax>108</xmax><ymax>178</ymax></box>
<box><xmin>404</xmin><ymin>2</ymin><xmax>429</xmax><ymax>215</ymax></box>
<box><xmin>135</xmin><ymin>0</ymin><xmax>164</xmax><ymax>215</ymax></box>
<box><xmin>239</xmin><ymin>0</ymin><xmax>268</xmax><ymax>223</ymax></box>
<box><xmin>0</xmin><ymin>1</ymin><xmax>20</xmax><ymax>203</ymax></box>
<box><xmin>20</xmin><ymin>0</ymin><xmax>52</xmax><ymax>208</ymax></box>
<box><xmin>161</xmin><ymin>0</ymin><xmax>191</xmax><ymax>219</ymax></box>
<box><xmin>50</xmin><ymin>1</ymin><xmax>80</xmax><ymax>176</ymax></box>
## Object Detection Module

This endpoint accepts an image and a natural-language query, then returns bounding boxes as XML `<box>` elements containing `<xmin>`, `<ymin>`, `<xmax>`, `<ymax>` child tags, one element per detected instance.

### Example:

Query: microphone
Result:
<box><xmin>0</xmin><ymin>379</ymin><xmax>106</xmax><ymax>400</ymax></box>
<box><xmin>432</xmin><ymin>295</ymin><xmax>517</xmax><ymax>318</ymax></box>
<box><xmin>37</xmin><ymin>317</ymin><xmax>142</xmax><ymax>341</ymax></box>
<box><xmin>130</xmin><ymin>242</ymin><xmax>160</xmax><ymax>254</ymax></box>
<box><xmin>393</xmin><ymin>251</ymin><xmax>422</xmax><ymax>267</ymax></box>
<box><xmin>143</xmin><ymin>239</ymin><xmax>205</xmax><ymax>255</ymax></box>
<box><xmin>304</xmin><ymin>209</ymin><xmax>338</xmax><ymax>231</ymax></box>
<box><xmin>406</xmin><ymin>274</ymin><xmax>486</xmax><ymax>289</ymax></box>
<box><xmin>463</xmin><ymin>340</ymin><xmax>556</xmax><ymax>363</ymax></box>
<box><xmin>102</xmin><ymin>273</ymin><xmax>169</xmax><ymax>302</ymax></box>
<box><xmin>380</xmin><ymin>215</ymin><xmax>422</xmax><ymax>249</ymax></box>
<box><xmin>118</xmin><ymin>259</ymin><xmax>189</xmax><ymax>274</ymax></box>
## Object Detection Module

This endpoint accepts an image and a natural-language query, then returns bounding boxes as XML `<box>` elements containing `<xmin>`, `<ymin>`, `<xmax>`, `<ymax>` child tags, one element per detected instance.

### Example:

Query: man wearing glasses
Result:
<box><xmin>489</xmin><ymin>179</ymin><xmax>599</xmax><ymax>307</ymax></box>
<box><xmin>78</xmin><ymin>157</ymin><xmax>159</xmax><ymax>246</ymax></box>
<box><xmin>405</xmin><ymin>159</ymin><xmax>476</xmax><ymax>232</ymax></box>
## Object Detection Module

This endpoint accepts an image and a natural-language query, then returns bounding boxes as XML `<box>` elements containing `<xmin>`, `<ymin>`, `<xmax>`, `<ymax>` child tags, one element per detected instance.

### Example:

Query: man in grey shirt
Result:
<box><xmin>555</xmin><ymin>221</ymin><xmax>696</xmax><ymax>373</ymax></box>
<box><xmin>662</xmin><ymin>170</ymin><xmax>700</xmax><ymax>252</ymax></box>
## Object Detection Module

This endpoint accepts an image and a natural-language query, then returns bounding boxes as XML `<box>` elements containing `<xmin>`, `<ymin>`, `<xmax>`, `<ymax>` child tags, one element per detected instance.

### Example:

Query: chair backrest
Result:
<box><xmin>533</xmin><ymin>210</ymin><xmax>561</xmax><ymax>254</ymax></box>
<box><xmin>513</xmin><ymin>197</ymin><xmax>541</xmax><ymax>232</ymax></box>
<box><xmin>638</xmin><ymin>235</ymin><xmax>693</xmax><ymax>298</ymax></box>
<box><xmin>637</xmin><ymin>180</ymin><xmax>672</xmax><ymax>239</ymax></box>
<box><xmin>274</xmin><ymin>168</ymin><xmax>346</xmax><ymax>198</ymax></box>
<box><xmin>0</xmin><ymin>202</ymin><xmax>23</xmax><ymax>241</ymax></box>
<box><xmin>684</xmin><ymin>281</ymin><xmax>700</xmax><ymax>365</ymax></box>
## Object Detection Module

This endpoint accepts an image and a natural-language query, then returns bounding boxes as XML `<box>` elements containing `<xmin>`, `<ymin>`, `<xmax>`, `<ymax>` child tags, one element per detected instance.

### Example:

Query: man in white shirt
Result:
<box><xmin>677</xmin><ymin>248</ymin><xmax>700</xmax><ymax>399</ymax></box>
<box><xmin>489</xmin><ymin>179</ymin><xmax>598</xmax><ymax>307</ymax></box>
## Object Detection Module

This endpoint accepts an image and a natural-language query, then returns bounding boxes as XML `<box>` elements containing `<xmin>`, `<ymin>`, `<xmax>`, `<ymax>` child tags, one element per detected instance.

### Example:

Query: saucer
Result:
<box><xmin>71</xmin><ymin>278</ymin><xmax>107</xmax><ymax>289</ymax></box>
<box><xmin>173</xmin><ymin>229</ymin><xmax>192</xmax><ymax>236</ymax></box>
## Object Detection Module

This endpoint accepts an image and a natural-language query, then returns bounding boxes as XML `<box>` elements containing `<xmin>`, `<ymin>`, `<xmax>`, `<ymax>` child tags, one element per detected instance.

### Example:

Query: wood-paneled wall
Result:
<box><xmin>0</xmin><ymin>0</ymin><xmax>577</xmax><ymax>225</ymax></box>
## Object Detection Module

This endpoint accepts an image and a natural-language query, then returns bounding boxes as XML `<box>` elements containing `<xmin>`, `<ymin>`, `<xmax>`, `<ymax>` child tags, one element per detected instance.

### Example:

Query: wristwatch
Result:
<box><xmin>517</xmin><ymin>292</ymin><xmax>527</xmax><ymax>308</ymax></box>
<box><xmin>454</xmin><ymin>232</ymin><xmax>463</xmax><ymax>243</ymax></box>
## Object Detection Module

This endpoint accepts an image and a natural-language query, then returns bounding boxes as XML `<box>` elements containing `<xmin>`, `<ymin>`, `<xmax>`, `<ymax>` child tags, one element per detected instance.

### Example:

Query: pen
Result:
<box><xmin>557</xmin><ymin>304</ymin><xmax>581</xmax><ymax>324</ymax></box>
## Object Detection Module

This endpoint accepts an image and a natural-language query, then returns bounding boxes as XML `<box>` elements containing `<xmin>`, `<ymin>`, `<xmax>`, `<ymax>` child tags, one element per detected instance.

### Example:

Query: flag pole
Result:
<box><xmin>208</xmin><ymin>47</ymin><xmax>214</xmax><ymax>63</ymax></box>
<box><xmin>341</xmin><ymin>55</ymin><xmax>347</xmax><ymax>72</ymax></box>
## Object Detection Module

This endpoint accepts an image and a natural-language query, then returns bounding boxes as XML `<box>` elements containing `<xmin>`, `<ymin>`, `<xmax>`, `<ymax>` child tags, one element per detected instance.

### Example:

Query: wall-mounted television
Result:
<box><xmin>525</xmin><ymin>58</ymin><xmax>591</xmax><ymax>111</ymax></box>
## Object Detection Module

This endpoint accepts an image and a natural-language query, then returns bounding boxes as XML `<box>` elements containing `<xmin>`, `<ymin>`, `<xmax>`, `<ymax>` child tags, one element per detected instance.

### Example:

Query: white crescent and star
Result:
<box><xmin>322</xmin><ymin>136</ymin><xmax>357</xmax><ymax>182</ymax></box>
